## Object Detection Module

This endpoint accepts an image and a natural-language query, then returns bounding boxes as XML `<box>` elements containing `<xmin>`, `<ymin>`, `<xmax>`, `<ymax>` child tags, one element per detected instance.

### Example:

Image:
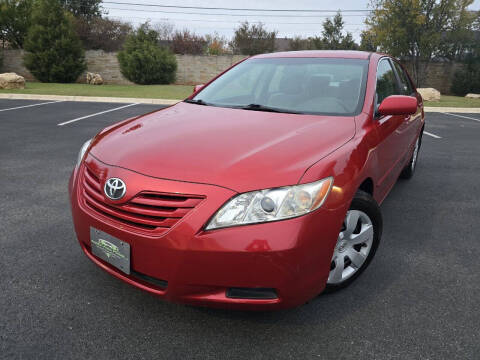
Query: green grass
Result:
<box><xmin>424</xmin><ymin>95</ymin><xmax>480</xmax><ymax>108</ymax></box>
<box><xmin>2</xmin><ymin>83</ymin><xmax>480</xmax><ymax>108</ymax></box>
<box><xmin>0</xmin><ymin>82</ymin><xmax>192</xmax><ymax>100</ymax></box>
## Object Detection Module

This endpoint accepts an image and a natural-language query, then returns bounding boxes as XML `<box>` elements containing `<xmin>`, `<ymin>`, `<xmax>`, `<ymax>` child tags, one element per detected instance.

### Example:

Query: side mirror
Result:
<box><xmin>378</xmin><ymin>95</ymin><xmax>417</xmax><ymax>116</ymax></box>
<box><xmin>193</xmin><ymin>84</ymin><xmax>204</xmax><ymax>94</ymax></box>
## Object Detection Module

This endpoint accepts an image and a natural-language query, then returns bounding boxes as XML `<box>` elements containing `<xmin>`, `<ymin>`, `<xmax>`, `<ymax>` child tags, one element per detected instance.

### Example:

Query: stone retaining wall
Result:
<box><xmin>0</xmin><ymin>49</ymin><xmax>463</xmax><ymax>94</ymax></box>
<box><xmin>0</xmin><ymin>49</ymin><xmax>246</xmax><ymax>86</ymax></box>
<box><xmin>401</xmin><ymin>61</ymin><xmax>465</xmax><ymax>95</ymax></box>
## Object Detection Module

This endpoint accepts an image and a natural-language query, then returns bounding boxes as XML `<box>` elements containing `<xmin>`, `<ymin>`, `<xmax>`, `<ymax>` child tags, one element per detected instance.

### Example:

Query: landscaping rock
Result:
<box><xmin>465</xmin><ymin>93</ymin><xmax>480</xmax><ymax>99</ymax></box>
<box><xmin>86</xmin><ymin>72</ymin><xmax>104</xmax><ymax>85</ymax></box>
<box><xmin>0</xmin><ymin>72</ymin><xmax>25</xmax><ymax>89</ymax></box>
<box><xmin>417</xmin><ymin>88</ymin><xmax>441</xmax><ymax>101</ymax></box>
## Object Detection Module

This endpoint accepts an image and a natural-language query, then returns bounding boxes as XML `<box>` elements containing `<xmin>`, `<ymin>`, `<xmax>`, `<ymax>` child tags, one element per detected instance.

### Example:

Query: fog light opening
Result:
<box><xmin>226</xmin><ymin>287</ymin><xmax>278</xmax><ymax>300</ymax></box>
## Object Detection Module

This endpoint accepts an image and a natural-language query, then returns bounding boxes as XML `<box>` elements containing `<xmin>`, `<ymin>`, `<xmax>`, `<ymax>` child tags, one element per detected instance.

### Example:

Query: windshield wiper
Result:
<box><xmin>184</xmin><ymin>99</ymin><xmax>209</xmax><ymax>106</ymax></box>
<box><xmin>240</xmin><ymin>104</ymin><xmax>303</xmax><ymax>114</ymax></box>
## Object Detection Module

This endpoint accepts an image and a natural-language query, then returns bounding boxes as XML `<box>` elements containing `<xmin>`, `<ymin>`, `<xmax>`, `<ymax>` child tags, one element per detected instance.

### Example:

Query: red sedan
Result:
<box><xmin>69</xmin><ymin>51</ymin><xmax>424</xmax><ymax>310</ymax></box>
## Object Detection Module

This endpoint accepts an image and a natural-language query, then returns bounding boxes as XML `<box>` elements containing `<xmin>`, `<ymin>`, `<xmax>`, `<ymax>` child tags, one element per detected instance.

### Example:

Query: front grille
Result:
<box><xmin>82</xmin><ymin>165</ymin><xmax>204</xmax><ymax>233</ymax></box>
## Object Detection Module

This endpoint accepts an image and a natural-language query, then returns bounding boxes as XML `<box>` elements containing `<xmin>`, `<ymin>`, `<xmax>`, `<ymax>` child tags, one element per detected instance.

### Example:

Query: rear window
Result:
<box><xmin>392</xmin><ymin>61</ymin><xmax>414</xmax><ymax>95</ymax></box>
<box><xmin>192</xmin><ymin>57</ymin><xmax>369</xmax><ymax>116</ymax></box>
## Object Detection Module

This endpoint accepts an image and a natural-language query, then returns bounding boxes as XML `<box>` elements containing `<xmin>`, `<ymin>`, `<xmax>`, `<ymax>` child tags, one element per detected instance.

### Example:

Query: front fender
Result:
<box><xmin>298</xmin><ymin>139</ymin><xmax>362</xmax><ymax>215</ymax></box>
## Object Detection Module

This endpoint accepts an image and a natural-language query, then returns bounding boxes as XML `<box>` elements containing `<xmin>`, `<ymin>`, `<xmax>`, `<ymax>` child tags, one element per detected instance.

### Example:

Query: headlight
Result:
<box><xmin>76</xmin><ymin>139</ymin><xmax>92</xmax><ymax>167</ymax></box>
<box><xmin>205</xmin><ymin>177</ymin><xmax>333</xmax><ymax>230</ymax></box>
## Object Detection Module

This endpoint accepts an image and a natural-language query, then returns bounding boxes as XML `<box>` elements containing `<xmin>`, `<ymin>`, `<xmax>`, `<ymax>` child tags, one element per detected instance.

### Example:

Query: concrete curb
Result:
<box><xmin>1</xmin><ymin>93</ymin><xmax>480</xmax><ymax>113</ymax></box>
<box><xmin>0</xmin><ymin>93</ymin><xmax>181</xmax><ymax>105</ymax></box>
<box><xmin>424</xmin><ymin>106</ymin><xmax>480</xmax><ymax>113</ymax></box>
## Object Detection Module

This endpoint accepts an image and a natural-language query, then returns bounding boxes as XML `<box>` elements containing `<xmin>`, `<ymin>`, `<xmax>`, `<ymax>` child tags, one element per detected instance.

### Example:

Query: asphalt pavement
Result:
<box><xmin>0</xmin><ymin>99</ymin><xmax>479</xmax><ymax>359</ymax></box>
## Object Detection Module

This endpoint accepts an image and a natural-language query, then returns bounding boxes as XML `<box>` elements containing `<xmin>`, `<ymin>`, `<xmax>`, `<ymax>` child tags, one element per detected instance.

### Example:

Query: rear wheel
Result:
<box><xmin>325</xmin><ymin>190</ymin><xmax>382</xmax><ymax>292</ymax></box>
<box><xmin>400</xmin><ymin>132</ymin><xmax>422</xmax><ymax>179</ymax></box>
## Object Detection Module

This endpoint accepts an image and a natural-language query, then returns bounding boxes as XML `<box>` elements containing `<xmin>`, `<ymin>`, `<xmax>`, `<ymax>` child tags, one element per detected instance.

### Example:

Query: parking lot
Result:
<box><xmin>1</xmin><ymin>99</ymin><xmax>479</xmax><ymax>359</ymax></box>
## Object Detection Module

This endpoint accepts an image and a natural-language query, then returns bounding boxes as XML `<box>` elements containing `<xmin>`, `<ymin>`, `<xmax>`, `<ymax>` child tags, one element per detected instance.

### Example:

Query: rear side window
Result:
<box><xmin>392</xmin><ymin>61</ymin><xmax>413</xmax><ymax>95</ymax></box>
<box><xmin>376</xmin><ymin>59</ymin><xmax>397</xmax><ymax>105</ymax></box>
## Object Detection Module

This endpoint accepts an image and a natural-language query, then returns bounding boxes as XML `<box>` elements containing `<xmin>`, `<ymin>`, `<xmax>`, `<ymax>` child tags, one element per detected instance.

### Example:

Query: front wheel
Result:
<box><xmin>325</xmin><ymin>190</ymin><xmax>382</xmax><ymax>292</ymax></box>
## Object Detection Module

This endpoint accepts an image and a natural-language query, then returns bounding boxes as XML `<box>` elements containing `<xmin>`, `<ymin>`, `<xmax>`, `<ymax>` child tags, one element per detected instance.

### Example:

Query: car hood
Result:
<box><xmin>90</xmin><ymin>102</ymin><xmax>355</xmax><ymax>193</ymax></box>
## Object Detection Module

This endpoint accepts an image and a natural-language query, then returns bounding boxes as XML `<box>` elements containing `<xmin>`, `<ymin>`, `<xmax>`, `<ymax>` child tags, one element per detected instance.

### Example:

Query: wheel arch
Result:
<box><xmin>358</xmin><ymin>177</ymin><xmax>374</xmax><ymax>197</ymax></box>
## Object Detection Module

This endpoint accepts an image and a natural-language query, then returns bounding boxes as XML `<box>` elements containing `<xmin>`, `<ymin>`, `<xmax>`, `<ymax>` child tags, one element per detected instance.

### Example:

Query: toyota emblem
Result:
<box><xmin>104</xmin><ymin>178</ymin><xmax>126</xmax><ymax>200</ymax></box>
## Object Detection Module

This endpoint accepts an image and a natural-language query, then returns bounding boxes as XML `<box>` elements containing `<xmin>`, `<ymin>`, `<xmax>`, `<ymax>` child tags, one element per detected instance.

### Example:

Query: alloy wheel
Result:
<box><xmin>411</xmin><ymin>138</ymin><xmax>420</xmax><ymax>171</ymax></box>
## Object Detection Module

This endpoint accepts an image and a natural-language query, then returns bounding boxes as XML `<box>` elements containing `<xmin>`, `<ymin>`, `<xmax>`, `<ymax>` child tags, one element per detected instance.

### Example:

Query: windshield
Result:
<box><xmin>191</xmin><ymin>57</ymin><xmax>369</xmax><ymax>116</ymax></box>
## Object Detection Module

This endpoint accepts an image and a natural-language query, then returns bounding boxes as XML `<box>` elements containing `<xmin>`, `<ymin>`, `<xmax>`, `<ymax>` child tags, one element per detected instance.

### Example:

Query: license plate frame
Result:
<box><xmin>90</xmin><ymin>228</ymin><xmax>130</xmax><ymax>274</ymax></box>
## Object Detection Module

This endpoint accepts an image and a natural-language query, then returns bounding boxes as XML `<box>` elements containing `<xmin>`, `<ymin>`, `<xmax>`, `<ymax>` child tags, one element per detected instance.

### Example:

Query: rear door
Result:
<box><xmin>391</xmin><ymin>60</ymin><xmax>423</xmax><ymax>149</ymax></box>
<box><xmin>373</xmin><ymin>58</ymin><xmax>406</xmax><ymax>200</ymax></box>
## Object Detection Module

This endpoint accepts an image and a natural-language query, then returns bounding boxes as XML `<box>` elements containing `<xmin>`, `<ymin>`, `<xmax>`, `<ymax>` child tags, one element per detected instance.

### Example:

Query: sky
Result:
<box><xmin>104</xmin><ymin>0</ymin><xmax>480</xmax><ymax>42</ymax></box>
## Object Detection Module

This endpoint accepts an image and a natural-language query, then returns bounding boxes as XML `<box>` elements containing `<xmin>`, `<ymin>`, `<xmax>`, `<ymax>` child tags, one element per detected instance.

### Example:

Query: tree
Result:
<box><xmin>451</xmin><ymin>15</ymin><xmax>480</xmax><ymax>95</ymax></box>
<box><xmin>153</xmin><ymin>21</ymin><xmax>174</xmax><ymax>42</ymax></box>
<box><xmin>230</xmin><ymin>22</ymin><xmax>277</xmax><ymax>55</ymax></box>
<box><xmin>365</xmin><ymin>0</ymin><xmax>476</xmax><ymax>86</ymax></box>
<box><xmin>0</xmin><ymin>0</ymin><xmax>33</xmax><ymax>48</ymax></box>
<box><xmin>205</xmin><ymin>32</ymin><xmax>228</xmax><ymax>55</ymax></box>
<box><xmin>451</xmin><ymin>61</ymin><xmax>480</xmax><ymax>95</ymax></box>
<box><xmin>341</xmin><ymin>33</ymin><xmax>358</xmax><ymax>50</ymax></box>
<box><xmin>117</xmin><ymin>23</ymin><xmax>177</xmax><ymax>84</ymax></box>
<box><xmin>289</xmin><ymin>36</ymin><xmax>313</xmax><ymax>51</ymax></box>
<box><xmin>290</xmin><ymin>13</ymin><xmax>358</xmax><ymax>51</ymax></box>
<box><xmin>60</xmin><ymin>0</ymin><xmax>102</xmax><ymax>19</ymax></box>
<box><xmin>171</xmin><ymin>29</ymin><xmax>206</xmax><ymax>55</ymax></box>
<box><xmin>360</xmin><ymin>29</ymin><xmax>378</xmax><ymax>52</ymax></box>
<box><xmin>322</xmin><ymin>12</ymin><xmax>344</xmax><ymax>49</ymax></box>
<box><xmin>74</xmin><ymin>17</ymin><xmax>132</xmax><ymax>52</ymax></box>
<box><xmin>438</xmin><ymin>7</ymin><xmax>478</xmax><ymax>60</ymax></box>
<box><xmin>320</xmin><ymin>12</ymin><xmax>358</xmax><ymax>50</ymax></box>
<box><xmin>309</xmin><ymin>36</ymin><xmax>324</xmax><ymax>50</ymax></box>
<box><xmin>23</xmin><ymin>0</ymin><xmax>86</xmax><ymax>82</ymax></box>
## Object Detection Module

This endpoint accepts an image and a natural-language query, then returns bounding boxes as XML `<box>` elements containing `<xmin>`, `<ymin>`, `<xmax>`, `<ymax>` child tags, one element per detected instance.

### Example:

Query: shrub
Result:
<box><xmin>171</xmin><ymin>30</ymin><xmax>206</xmax><ymax>55</ymax></box>
<box><xmin>117</xmin><ymin>24</ymin><xmax>177</xmax><ymax>84</ymax></box>
<box><xmin>74</xmin><ymin>17</ymin><xmax>132</xmax><ymax>52</ymax></box>
<box><xmin>451</xmin><ymin>63</ymin><xmax>480</xmax><ymax>96</ymax></box>
<box><xmin>23</xmin><ymin>0</ymin><xmax>86</xmax><ymax>83</ymax></box>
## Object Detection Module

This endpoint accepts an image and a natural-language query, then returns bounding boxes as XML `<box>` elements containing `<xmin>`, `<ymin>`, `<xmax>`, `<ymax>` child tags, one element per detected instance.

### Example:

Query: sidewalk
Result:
<box><xmin>0</xmin><ymin>93</ymin><xmax>179</xmax><ymax>105</ymax></box>
<box><xmin>422</xmin><ymin>106</ymin><xmax>480</xmax><ymax>113</ymax></box>
<box><xmin>1</xmin><ymin>93</ymin><xmax>480</xmax><ymax>113</ymax></box>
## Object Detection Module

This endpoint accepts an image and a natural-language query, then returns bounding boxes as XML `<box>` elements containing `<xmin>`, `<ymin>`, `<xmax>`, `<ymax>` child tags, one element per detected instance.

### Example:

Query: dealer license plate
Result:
<box><xmin>90</xmin><ymin>228</ymin><xmax>130</xmax><ymax>274</ymax></box>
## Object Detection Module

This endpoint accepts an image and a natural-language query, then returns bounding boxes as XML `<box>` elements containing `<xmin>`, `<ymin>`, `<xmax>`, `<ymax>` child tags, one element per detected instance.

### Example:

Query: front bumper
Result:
<box><xmin>69</xmin><ymin>156</ymin><xmax>345</xmax><ymax>310</ymax></box>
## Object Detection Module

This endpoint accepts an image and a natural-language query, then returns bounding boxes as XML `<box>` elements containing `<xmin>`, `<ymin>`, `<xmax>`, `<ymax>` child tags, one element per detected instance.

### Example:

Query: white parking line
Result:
<box><xmin>0</xmin><ymin>100</ymin><xmax>63</xmax><ymax>112</ymax></box>
<box><xmin>443</xmin><ymin>112</ymin><xmax>480</xmax><ymax>123</ymax></box>
<box><xmin>57</xmin><ymin>103</ymin><xmax>138</xmax><ymax>126</ymax></box>
<box><xmin>424</xmin><ymin>131</ymin><xmax>442</xmax><ymax>139</ymax></box>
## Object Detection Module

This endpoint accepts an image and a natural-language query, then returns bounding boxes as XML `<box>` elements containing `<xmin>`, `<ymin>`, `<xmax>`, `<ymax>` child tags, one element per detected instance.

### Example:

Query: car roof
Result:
<box><xmin>252</xmin><ymin>50</ymin><xmax>373</xmax><ymax>60</ymax></box>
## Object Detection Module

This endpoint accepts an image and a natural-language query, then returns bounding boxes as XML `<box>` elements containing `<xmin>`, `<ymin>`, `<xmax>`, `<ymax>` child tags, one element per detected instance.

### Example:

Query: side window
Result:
<box><xmin>392</xmin><ymin>61</ymin><xmax>413</xmax><ymax>95</ymax></box>
<box><xmin>376</xmin><ymin>59</ymin><xmax>398</xmax><ymax>106</ymax></box>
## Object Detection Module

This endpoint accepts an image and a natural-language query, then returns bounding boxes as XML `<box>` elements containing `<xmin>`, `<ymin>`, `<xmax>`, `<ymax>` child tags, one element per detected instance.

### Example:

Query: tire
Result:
<box><xmin>325</xmin><ymin>190</ymin><xmax>382</xmax><ymax>292</ymax></box>
<box><xmin>400</xmin><ymin>131</ymin><xmax>423</xmax><ymax>179</ymax></box>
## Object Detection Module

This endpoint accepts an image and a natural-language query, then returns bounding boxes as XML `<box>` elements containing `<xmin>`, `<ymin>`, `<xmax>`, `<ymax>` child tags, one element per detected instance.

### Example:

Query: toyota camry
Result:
<box><xmin>69</xmin><ymin>50</ymin><xmax>424</xmax><ymax>310</ymax></box>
